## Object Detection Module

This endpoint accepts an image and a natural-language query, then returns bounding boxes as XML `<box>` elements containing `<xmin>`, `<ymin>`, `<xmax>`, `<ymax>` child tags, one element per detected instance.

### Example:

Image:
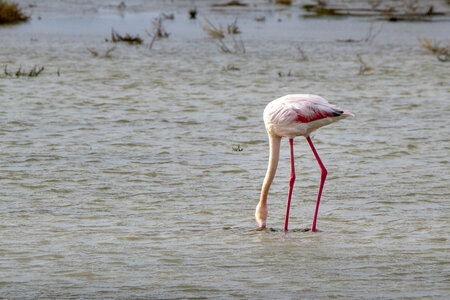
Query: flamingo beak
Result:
<box><xmin>257</xmin><ymin>221</ymin><xmax>266</xmax><ymax>228</ymax></box>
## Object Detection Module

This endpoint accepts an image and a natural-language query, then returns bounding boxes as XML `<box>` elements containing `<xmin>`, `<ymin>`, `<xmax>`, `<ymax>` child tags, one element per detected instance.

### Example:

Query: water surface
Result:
<box><xmin>0</xmin><ymin>0</ymin><xmax>449</xmax><ymax>298</ymax></box>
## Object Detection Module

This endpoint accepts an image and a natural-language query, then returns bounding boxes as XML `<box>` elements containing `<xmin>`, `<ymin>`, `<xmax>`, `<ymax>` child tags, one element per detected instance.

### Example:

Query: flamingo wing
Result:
<box><xmin>284</xmin><ymin>95</ymin><xmax>344</xmax><ymax>123</ymax></box>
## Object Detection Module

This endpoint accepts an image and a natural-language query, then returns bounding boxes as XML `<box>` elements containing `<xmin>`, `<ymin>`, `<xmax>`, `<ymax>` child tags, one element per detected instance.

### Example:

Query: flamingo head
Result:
<box><xmin>255</xmin><ymin>203</ymin><xmax>268</xmax><ymax>228</ymax></box>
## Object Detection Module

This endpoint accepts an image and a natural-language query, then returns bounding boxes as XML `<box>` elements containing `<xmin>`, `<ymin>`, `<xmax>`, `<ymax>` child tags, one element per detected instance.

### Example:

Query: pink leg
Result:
<box><xmin>284</xmin><ymin>138</ymin><xmax>296</xmax><ymax>231</ymax></box>
<box><xmin>306</xmin><ymin>136</ymin><xmax>327</xmax><ymax>232</ymax></box>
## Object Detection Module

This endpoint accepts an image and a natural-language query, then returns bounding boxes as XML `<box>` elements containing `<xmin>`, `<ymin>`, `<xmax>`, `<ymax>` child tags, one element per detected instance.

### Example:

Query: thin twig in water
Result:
<box><xmin>146</xmin><ymin>16</ymin><xmax>170</xmax><ymax>49</ymax></box>
<box><xmin>357</xmin><ymin>54</ymin><xmax>372</xmax><ymax>75</ymax></box>
<box><xmin>145</xmin><ymin>29</ymin><xmax>158</xmax><ymax>49</ymax></box>
<box><xmin>231</xmin><ymin>34</ymin><xmax>245</xmax><ymax>53</ymax></box>
<box><xmin>87</xmin><ymin>46</ymin><xmax>116</xmax><ymax>58</ymax></box>
<box><xmin>4</xmin><ymin>64</ymin><xmax>11</xmax><ymax>77</ymax></box>
<box><xmin>153</xmin><ymin>16</ymin><xmax>170</xmax><ymax>38</ymax></box>
<box><xmin>363</xmin><ymin>21</ymin><xmax>383</xmax><ymax>43</ymax></box>
<box><xmin>87</xmin><ymin>48</ymin><xmax>98</xmax><ymax>56</ymax></box>
<box><xmin>28</xmin><ymin>65</ymin><xmax>44</xmax><ymax>77</ymax></box>
<box><xmin>337</xmin><ymin>22</ymin><xmax>383</xmax><ymax>43</ymax></box>
<box><xmin>296</xmin><ymin>46</ymin><xmax>308</xmax><ymax>61</ymax></box>
<box><xmin>104</xmin><ymin>46</ymin><xmax>116</xmax><ymax>58</ymax></box>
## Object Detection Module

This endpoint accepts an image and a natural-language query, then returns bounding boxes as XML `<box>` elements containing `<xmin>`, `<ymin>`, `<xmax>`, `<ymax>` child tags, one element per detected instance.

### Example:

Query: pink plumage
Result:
<box><xmin>256</xmin><ymin>94</ymin><xmax>353</xmax><ymax>231</ymax></box>
<box><xmin>264</xmin><ymin>94</ymin><xmax>354</xmax><ymax>138</ymax></box>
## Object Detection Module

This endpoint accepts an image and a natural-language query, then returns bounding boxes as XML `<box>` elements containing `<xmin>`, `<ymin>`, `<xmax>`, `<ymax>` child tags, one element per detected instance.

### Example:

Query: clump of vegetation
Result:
<box><xmin>419</xmin><ymin>38</ymin><xmax>449</xmax><ymax>62</ymax></box>
<box><xmin>232</xmin><ymin>145</ymin><xmax>244</xmax><ymax>152</ymax></box>
<box><xmin>110</xmin><ymin>28</ymin><xmax>143</xmax><ymax>44</ymax></box>
<box><xmin>202</xmin><ymin>18</ymin><xmax>225</xmax><ymax>39</ymax></box>
<box><xmin>202</xmin><ymin>18</ymin><xmax>245</xmax><ymax>54</ymax></box>
<box><xmin>275</xmin><ymin>0</ymin><xmax>292</xmax><ymax>5</ymax></box>
<box><xmin>0</xmin><ymin>0</ymin><xmax>29</xmax><ymax>24</ymax></box>
<box><xmin>212</xmin><ymin>1</ymin><xmax>248</xmax><ymax>7</ymax></box>
<box><xmin>302</xmin><ymin>0</ymin><xmax>445</xmax><ymax>21</ymax></box>
<box><xmin>1</xmin><ymin>65</ymin><xmax>44</xmax><ymax>78</ymax></box>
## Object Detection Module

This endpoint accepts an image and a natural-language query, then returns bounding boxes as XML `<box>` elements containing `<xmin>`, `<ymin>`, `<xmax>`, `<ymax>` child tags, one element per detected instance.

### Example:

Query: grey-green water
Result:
<box><xmin>1</xmin><ymin>0</ymin><xmax>449</xmax><ymax>298</ymax></box>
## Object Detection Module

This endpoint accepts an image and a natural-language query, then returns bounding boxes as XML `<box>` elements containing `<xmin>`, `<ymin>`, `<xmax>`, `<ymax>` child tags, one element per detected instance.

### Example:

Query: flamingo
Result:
<box><xmin>255</xmin><ymin>94</ymin><xmax>354</xmax><ymax>231</ymax></box>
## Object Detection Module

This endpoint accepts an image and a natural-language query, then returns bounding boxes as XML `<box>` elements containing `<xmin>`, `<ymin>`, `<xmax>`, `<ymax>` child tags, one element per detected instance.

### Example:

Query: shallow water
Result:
<box><xmin>1</xmin><ymin>0</ymin><xmax>449</xmax><ymax>298</ymax></box>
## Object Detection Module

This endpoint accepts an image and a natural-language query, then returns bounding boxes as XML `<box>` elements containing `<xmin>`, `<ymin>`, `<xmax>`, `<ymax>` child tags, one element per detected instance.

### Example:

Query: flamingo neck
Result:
<box><xmin>260</xmin><ymin>134</ymin><xmax>281</xmax><ymax>205</ymax></box>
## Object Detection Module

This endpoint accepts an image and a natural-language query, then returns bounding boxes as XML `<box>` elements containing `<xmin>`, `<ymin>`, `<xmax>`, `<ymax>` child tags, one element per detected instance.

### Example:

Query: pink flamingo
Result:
<box><xmin>255</xmin><ymin>94</ymin><xmax>354</xmax><ymax>231</ymax></box>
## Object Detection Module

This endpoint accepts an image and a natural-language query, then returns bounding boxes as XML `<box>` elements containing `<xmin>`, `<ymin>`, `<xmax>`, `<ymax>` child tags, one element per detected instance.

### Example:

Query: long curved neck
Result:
<box><xmin>260</xmin><ymin>134</ymin><xmax>281</xmax><ymax>204</ymax></box>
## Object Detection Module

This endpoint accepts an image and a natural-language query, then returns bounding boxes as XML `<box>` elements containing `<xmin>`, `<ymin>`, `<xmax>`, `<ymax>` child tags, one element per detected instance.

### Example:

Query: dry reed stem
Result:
<box><xmin>202</xmin><ymin>18</ymin><xmax>225</xmax><ymax>39</ymax></box>
<box><xmin>146</xmin><ymin>15</ymin><xmax>170</xmax><ymax>49</ymax></box>
<box><xmin>152</xmin><ymin>16</ymin><xmax>170</xmax><ymax>38</ymax></box>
